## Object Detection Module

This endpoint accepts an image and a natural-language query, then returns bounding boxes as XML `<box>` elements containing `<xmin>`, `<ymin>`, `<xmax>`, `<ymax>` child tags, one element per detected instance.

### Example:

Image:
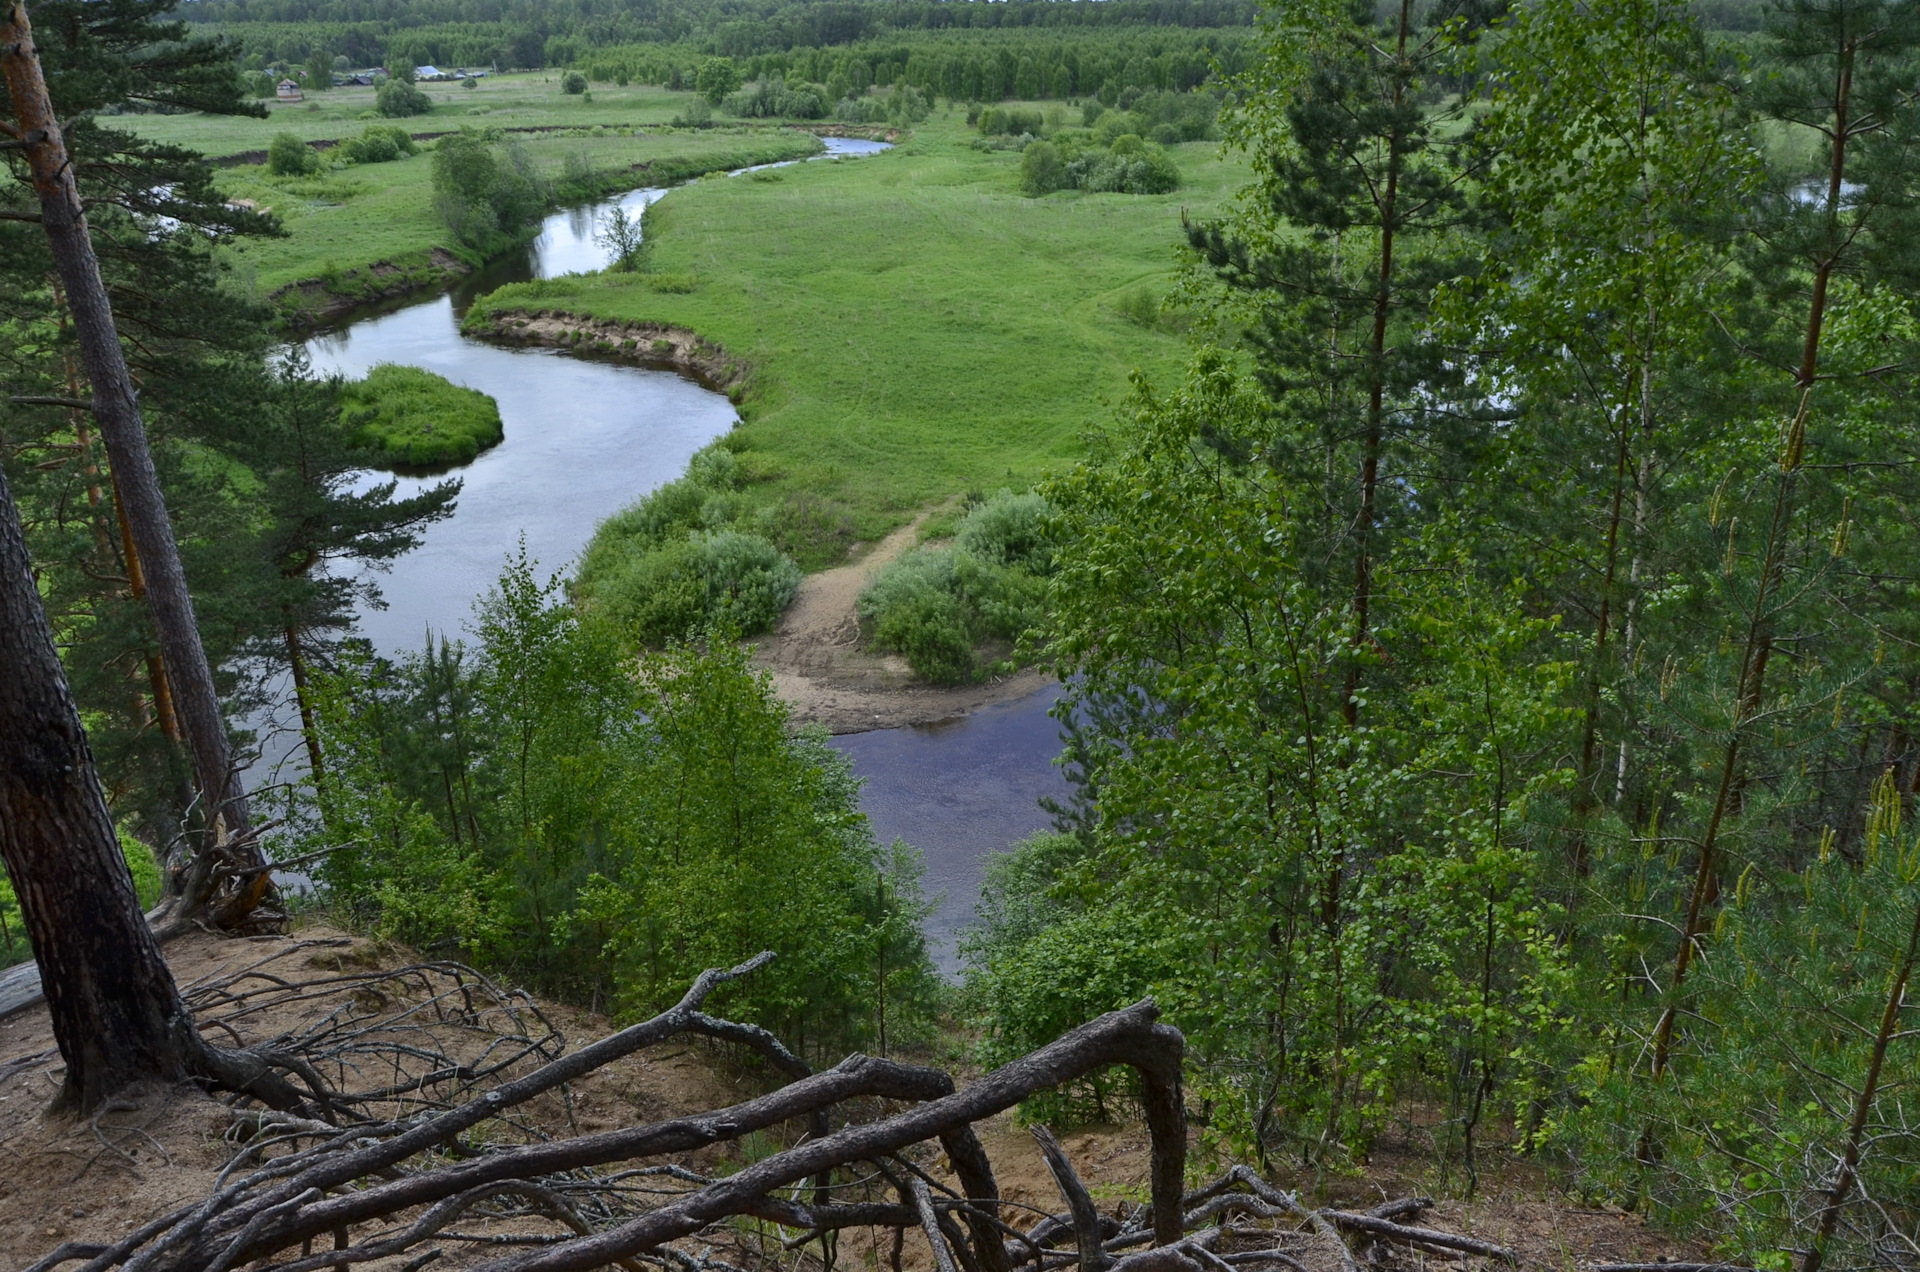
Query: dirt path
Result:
<box><xmin>753</xmin><ymin>512</ymin><xmax>1051</xmax><ymax>734</ymax></box>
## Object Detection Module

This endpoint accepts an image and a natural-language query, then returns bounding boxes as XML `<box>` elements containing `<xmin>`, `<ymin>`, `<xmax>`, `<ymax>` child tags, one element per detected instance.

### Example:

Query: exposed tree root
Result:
<box><xmin>19</xmin><ymin>953</ymin><xmax>1508</xmax><ymax>1272</ymax></box>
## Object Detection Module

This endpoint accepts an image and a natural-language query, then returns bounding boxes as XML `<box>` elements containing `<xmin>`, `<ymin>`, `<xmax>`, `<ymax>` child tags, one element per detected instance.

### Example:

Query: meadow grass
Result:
<box><xmin>341</xmin><ymin>363</ymin><xmax>504</xmax><ymax>467</ymax></box>
<box><xmin>115</xmin><ymin>73</ymin><xmax>709</xmax><ymax>159</ymax></box>
<box><xmin>214</xmin><ymin>128</ymin><xmax>822</xmax><ymax>296</ymax></box>
<box><xmin>468</xmin><ymin>110</ymin><xmax>1248</xmax><ymax>550</ymax></box>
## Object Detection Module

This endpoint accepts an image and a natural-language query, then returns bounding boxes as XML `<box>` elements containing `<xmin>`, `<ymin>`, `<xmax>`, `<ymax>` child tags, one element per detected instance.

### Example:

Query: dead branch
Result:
<box><xmin>916</xmin><ymin>1178</ymin><xmax>964</xmax><ymax>1272</ymax></box>
<box><xmin>1320</xmin><ymin>1212</ymin><xmax>1518</xmax><ymax>1264</ymax></box>
<box><xmin>22</xmin><ymin>955</ymin><xmax>1490</xmax><ymax>1272</ymax></box>
<box><xmin>1032</xmin><ymin>1126</ymin><xmax>1113</xmax><ymax>1272</ymax></box>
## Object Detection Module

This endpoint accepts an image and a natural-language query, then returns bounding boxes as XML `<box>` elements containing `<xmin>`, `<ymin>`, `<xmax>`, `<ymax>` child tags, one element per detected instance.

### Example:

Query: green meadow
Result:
<box><xmin>213</xmin><ymin>126</ymin><xmax>821</xmax><ymax>297</ymax></box>
<box><xmin>115</xmin><ymin>73</ymin><xmax>709</xmax><ymax>159</ymax></box>
<box><xmin>467</xmin><ymin>110</ymin><xmax>1247</xmax><ymax>547</ymax></box>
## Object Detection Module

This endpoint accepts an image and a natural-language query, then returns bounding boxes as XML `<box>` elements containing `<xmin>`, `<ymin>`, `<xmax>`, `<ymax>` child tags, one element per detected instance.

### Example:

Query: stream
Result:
<box><xmin>281</xmin><ymin>135</ymin><xmax>1063</xmax><ymax>971</ymax></box>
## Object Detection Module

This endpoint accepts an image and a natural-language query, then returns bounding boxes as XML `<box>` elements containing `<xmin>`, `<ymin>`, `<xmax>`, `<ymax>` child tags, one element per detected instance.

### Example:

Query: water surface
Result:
<box><xmin>830</xmin><ymin>685</ymin><xmax>1070</xmax><ymax>973</ymax></box>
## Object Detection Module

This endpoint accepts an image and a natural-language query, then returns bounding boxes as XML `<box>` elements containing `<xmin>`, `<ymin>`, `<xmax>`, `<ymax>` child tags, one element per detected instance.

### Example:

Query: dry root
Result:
<box><xmin>17</xmin><ymin>952</ymin><xmax>1516</xmax><ymax>1272</ymax></box>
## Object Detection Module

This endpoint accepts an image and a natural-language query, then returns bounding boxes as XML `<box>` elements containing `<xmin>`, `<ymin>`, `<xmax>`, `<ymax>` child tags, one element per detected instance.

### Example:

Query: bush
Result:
<box><xmin>874</xmin><ymin>584</ymin><xmax>975</xmax><ymax>685</ymax></box>
<box><xmin>1019</xmin><ymin>140</ymin><xmax>1067</xmax><ymax>197</ymax></box>
<box><xmin>724</xmin><ymin>76</ymin><xmax>824</xmax><ymax>120</ymax></box>
<box><xmin>1064</xmin><ymin>134</ymin><xmax>1181</xmax><ymax>195</ymax></box>
<box><xmin>956</xmin><ymin>490</ymin><xmax>1058</xmax><ymax>572</ymax></box>
<box><xmin>339</xmin><ymin>363</ymin><xmax>504</xmax><ymax>468</ymax></box>
<box><xmin>280</xmin><ymin>564</ymin><xmax>936</xmax><ymax>1051</ymax></box>
<box><xmin>701</xmin><ymin>530</ymin><xmax>802</xmax><ymax>630</ymax></box>
<box><xmin>977</xmin><ymin>105</ymin><xmax>1044</xmax><ymax>136</ymax></box>
<box><xmin>339</xmin><ymin>123</ymin><xmax>417</xmax><ymax>164</ymax></box>
<box><xmin>856</xmin><ymin>492</ymin><xmax>1057</xmax><ymax>683</ymax></box>
<box><xmin>695</xmin><ymin>58</ymin><xmax>741</xmax><ymax>104</ymax></box>
<box><xmin>561</xmin><ymin>70</ymin><xmax>587</xmax><ymax>95</ymax></box>
<box><xmin>589</xmin><ymin>531</ymin><xmax>799</xmax><ymax>645</ymax></box>
<box><xmin>431</xmin><ymin>128</ymin><xmax>545</xmax><ymax>252</ymax></box>
<box><xmin>672</xmin><ymin>97</ymin><xmax>713</xmax><ymax>128</ymax></box>
<box><xmin>267</xmin><ymin>131</ymin><xmax>319</xmax><ymax>176</ymax></box>
<box><xmin>375</xmin><ymin>78</ymin><xmax>433</xmax><ymax>117</ymax></box>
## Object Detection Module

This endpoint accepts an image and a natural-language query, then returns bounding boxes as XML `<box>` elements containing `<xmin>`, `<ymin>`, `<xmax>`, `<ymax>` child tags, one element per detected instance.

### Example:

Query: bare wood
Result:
<box><xmin>1032</xmin><ymin>1126</ymin><xmax>1113</xmax><ymax>1272</ymax></box>
<box><xmin>941</xmin><ymin>1124</ymin><xmax>1011</xmax><ymax>1272</ymax></box>
<box><xmin>206</xmin><ymin>1053</ymin><xmax>957</xmax><ymax>1263</ymax></box>
<box><xmin>917</xmin><ymin>1179</ymin><xmax>964</xmax><ymax>1272</ymax></box>
<box><xmin>1321</xmin><ymin>1212</ymin><xmax>1517</xmax><ymax>1263</ymax></box>
<box><xmin>458</xmin><ymin>1000</ymin><xmax>1183</xmax><ymax>1272</ymax></box>
<box><xmin>145</xmin><ymin>953</ymin><xmax>784</xmax><ymax>1267</ymax></box>
<box><xmin>0</xmin><ymin>0</ymin><xmax>260</xmax><ymax>857</ymax></box>
<box><xmin>1367</xmin><ymin>1198</ymin><xmax>1432</xmax><ymax>1221</ymax></box>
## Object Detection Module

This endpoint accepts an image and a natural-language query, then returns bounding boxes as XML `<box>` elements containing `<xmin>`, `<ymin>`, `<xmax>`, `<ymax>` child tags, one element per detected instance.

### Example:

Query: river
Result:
<box><xmin>283</xmin><ymin>135</ymin><xmax>1064</xmax><ymax>973</ymax></box>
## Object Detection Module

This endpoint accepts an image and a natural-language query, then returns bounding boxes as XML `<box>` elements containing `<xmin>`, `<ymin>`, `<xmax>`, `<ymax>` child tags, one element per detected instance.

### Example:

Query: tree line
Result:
<box><xmin>186</xmin><ymin>0</ymin><xmax>1260</xmax><ymax>73</ymax></box>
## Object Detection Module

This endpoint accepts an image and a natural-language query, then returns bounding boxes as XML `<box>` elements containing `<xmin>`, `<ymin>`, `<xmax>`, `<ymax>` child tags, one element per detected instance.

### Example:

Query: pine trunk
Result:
<box><xmin>0</xmin><ymin>463</ymin><xmax>200</xmax><ymax>1112</ymax></box>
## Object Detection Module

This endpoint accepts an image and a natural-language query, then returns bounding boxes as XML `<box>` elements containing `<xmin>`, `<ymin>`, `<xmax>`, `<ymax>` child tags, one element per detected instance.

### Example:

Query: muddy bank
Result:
<box><xmin>466</xmin><ymin>308</ymin><xmax>750</xmax><ymax>398</ymax></box>
<box><xmin>270</xmin><ymin>246</ymin><xmax>474</xmax><ymax>328</ymax></box>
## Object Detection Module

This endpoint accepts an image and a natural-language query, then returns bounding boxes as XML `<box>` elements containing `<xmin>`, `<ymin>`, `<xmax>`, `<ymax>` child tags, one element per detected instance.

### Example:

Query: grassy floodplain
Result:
<box><xmin>212</xmin><ymin>126</ymin><xmax>822</xmax><ymax>298</ymax></box>
<box><xmin>466</xmin><ymin>109</ymin><xmax>1247</xmax><ymax>548</ymax></box>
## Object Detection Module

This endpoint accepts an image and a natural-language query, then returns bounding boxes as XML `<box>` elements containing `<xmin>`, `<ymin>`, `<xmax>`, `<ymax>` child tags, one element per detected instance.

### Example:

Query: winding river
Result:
<box><xmin>283</xmin><ymin>136</ymin><xmax>1061</xmax><ymax>972</ymax></box>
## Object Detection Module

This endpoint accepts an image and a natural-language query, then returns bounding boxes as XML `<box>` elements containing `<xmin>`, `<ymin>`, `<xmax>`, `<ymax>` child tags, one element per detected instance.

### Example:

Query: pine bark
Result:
<box><xmin>1</xmin><ymin>0</ymin><xmax>254</xmax><ymax>845</ymax></box>
<box><xmin>0</xmin><ymin>462</ymin><xmax>201</xmax><ymax>1112</ymax></box>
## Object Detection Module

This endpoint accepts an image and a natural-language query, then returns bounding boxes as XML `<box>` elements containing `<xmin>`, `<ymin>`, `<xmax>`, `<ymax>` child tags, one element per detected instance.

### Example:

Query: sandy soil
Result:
<box><xmin>0</xmin><ymin>927</ymin><xmax>1708</xmax><ymax>1272</ymax></box>
<box><xmin>749</xmin><ymin>512</ymin><xmax>1054</xmax><ymax>734</ymax></box>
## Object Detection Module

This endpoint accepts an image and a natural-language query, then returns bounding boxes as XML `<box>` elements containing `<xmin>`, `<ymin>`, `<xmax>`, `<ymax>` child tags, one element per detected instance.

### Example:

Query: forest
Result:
<box><xmin>1</xmin><ymin>0</ymin><xmax>1918</xmax><ymax>1269</ymax></box>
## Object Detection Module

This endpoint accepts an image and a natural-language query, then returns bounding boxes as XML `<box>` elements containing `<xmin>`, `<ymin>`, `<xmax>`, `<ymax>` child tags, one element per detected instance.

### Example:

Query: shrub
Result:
<box><xmin>695</xmin><ymin>58</ymin><xmax>741</xmax><ymax>104</ymax></box>
<box><xmin>431</xmin><ymin>128</ymin><xmax>545</xmax><ymax>252</ymax></box>
<box><xmin>724</xmin><ymin>76</ymin><xmax>825</xmax><ymax>120</ymax></box>
<box><xmin>376</xmin><ymin>78</ymin><xmax>433</xmax><ymax>117</ymax></box>
<box><xmin>1065</xmin><ymin>134</ymin><xmax>1181</xmax><ymax>195</ymax></box>
<box><xmin>672</xmin><ymin>98</ymin><xmax>712</xmax><ymax>128</ymax></box>
<box><xmin>977</xmin><ymin>105</ymin><xmax>1044</xmax><ymax>136</ymax></box>
<box><xmin>700</xmin><ymin>530</ymin><xmax>802</xmax><ymax>631</ymax></box>
<box><xmin>956</xmin><ymin>490</ymin><xmax>1057</xmax><ymax>573</ymax></box>
<box><xmin>1019</xmin><ymin>140</ymin><xmax>1067</xmax><ymax>197</ymax></box>
<box><xmin>339</xmin><ymin>363</ymin><xmax>503</xmax><ymax>468</ymax></box>
<box><xmin>561</xmin><ymin>70</ymin><xmax>587</xmax><ymax>95</ymax></box>
<box><xmin>874</xmin><ymin>586</ymin><xmax>975</xmax><ymax>685</ymax></box>
<box><xmin>856</xmin><ymin>492</ymin><xmax>1057</xmax><ymax>684</ymax></box>
<box><xmin>267</xmin><ymin>131</ymin><xmax>319</xmax><ymax>176</ymax></box>
<box><xmin>339</xmin><ymin>123</ymin><xmax>417</xmax><ymax>164</ymax></box>
<box><xmin>589</xmin><ymin>531</ymin><xmax>799</xmax><ymax>644</ymax></box>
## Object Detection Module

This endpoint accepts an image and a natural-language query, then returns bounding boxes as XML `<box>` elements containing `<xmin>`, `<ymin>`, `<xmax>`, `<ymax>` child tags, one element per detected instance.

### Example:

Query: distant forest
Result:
<box><xmin>176</xmin><ymin>0</ymin><xmax>1778</xmax><ymax>85</ymax></box>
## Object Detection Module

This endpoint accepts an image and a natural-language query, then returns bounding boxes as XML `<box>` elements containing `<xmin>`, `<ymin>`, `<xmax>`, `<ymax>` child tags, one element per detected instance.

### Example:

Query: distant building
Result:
<box><xmin>276</xmin><ymin>78</ymin><xmax>303</xmax><ymax>101</ymax></box>
<box><xmin>342</xmin><ymin>73</ymin><xmax>376</xmax><ymax>86</ymax></box>
<box><xmin>415</xmin><ymin>65</ymin><xmax>451</xmax><ymax>81</ymax></box>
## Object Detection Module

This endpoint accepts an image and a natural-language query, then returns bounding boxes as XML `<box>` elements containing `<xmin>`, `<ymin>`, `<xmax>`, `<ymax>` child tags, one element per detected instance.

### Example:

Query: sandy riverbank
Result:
<box><xmin>751</xmin><ymin>514</ymin><xmax>1053</xmax><ymax>734</ymax></box>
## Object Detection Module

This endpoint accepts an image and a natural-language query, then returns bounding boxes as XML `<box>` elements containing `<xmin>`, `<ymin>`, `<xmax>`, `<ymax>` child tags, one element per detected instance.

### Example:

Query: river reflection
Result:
<box><xmin>830</xmin><ymin>685</ymin><xmax>1070</xmax><ymax>974</ymax></box>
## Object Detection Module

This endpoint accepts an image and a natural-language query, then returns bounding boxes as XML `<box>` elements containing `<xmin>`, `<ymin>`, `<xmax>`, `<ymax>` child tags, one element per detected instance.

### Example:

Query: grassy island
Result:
<box><xmin>342</xmin><ymin>363</ymin><xmax>504</xmax><ymax>468</ymax></box>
